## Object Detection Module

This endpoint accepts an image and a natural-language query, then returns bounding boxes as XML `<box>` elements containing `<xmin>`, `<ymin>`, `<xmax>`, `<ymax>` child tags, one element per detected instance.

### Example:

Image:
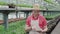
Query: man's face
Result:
<box><xmin>32</xmin><ymin>10</ymin><xmax>39</xmax><ymax>16</ymax></box>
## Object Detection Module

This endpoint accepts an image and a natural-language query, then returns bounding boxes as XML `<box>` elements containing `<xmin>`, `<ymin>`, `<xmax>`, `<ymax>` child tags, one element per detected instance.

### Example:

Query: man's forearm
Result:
<box><xmin>41</xmin><ymin>26</ymin><xmax>48</xmax><ymax>32</ymax></box>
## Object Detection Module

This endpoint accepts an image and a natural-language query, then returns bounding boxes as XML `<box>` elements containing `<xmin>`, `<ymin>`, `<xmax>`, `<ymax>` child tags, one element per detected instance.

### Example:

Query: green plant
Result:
<box><xmin>0</xmin><ymin>2</ymin><xmax>7</xmax><ymax>5</ymax></box>
<box><xmin>0</xmin><ymin>20</ymin><xmax>25</xmax><ymax>34</ymax></box>
<box><xmin>44</xmin><ymin>0</ymin><xmax>53</xmax><ymax>4</ymax></box>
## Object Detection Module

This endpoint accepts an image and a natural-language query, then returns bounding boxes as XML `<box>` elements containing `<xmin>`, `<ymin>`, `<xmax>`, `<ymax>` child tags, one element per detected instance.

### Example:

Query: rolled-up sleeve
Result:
<box><xmin>39</xmin><ymin>16</ymin><xmax>47</xmax><ymax>30</ymax></box>
<box><xmin>43</xmin><ymin>17</ymin><xmax>47</xmax><ymax>26</ymax></box>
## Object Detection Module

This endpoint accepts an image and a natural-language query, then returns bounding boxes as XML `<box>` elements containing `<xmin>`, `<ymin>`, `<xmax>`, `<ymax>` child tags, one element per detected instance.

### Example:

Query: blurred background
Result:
<box><xmin>0</xmin><ymin>0</ymin><xmax>60</xmax><ymax>20</ymax></box>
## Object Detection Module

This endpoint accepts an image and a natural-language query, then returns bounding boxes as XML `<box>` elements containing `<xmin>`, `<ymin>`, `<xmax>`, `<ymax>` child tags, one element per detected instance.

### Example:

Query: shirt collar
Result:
<box><xmin>32</xmin><ymin>14</ymin><xmax>39</xmax><ymax>20</ymax></box>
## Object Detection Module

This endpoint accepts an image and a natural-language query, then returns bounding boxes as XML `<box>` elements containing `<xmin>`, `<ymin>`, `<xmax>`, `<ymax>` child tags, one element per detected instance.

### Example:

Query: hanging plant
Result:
<box><xmin>8</xmin><ymin>3</ymin><xmax>16</xmax><ymax>8</ymax></box>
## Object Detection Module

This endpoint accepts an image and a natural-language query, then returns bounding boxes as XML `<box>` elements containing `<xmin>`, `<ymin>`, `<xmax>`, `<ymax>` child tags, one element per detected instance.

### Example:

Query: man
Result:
<box><xmin>25</xmin><ymin>4</ymin><xmax>48</xmax><ymax>34</ymax></box>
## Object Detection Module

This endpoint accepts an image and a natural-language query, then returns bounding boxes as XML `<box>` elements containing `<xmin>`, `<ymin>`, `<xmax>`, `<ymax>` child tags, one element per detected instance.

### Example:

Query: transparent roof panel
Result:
<box><xmin>0</xmin><ymin>0</ymin><xmax>60</xmax><ymax>10</ymax></box>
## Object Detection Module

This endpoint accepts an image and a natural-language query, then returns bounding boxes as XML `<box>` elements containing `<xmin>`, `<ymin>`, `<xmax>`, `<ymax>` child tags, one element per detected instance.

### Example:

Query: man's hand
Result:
<box><xmin>37</xmin><ymin>26</ymin><xmax>48</xmax><ymax>33</ymax></box>
<box><xmin>25</xmin><ymin>25</ymin><xmax>32</xmax><ymax>32</ymax></box>
<box><xmin>41</xmin><ymin>27</ymin><xmax>48</xmax><ymax>33</ymax></box>
<box><xmin>32</xmin><ymin>26</ymin><xmax>36</xmax><ymax>31</ymax></box>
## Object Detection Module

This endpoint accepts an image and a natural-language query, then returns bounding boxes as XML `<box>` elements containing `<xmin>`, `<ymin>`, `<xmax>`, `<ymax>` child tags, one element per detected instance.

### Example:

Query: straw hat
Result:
<box><xmin>33</xmin><ymin>4</ymin><xmax>40</xmax><ymax>10</ymax></box>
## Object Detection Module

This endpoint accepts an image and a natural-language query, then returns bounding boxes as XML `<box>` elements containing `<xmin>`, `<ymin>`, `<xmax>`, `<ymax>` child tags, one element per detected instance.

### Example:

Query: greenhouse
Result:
<box><xmin>0</xmin><ymin>0</ymin><xmax>60</xmax><ymax>34</ymax></box>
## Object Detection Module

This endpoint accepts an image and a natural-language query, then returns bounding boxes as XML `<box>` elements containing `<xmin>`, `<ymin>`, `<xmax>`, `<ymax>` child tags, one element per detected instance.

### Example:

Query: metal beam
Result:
<box><xmin>16</xmin><ymin>11</ymin><xmax>18</xmax><ymax>18</ymax></box>
<box><xmin>3</xmin><ymin>12</ymin><xmax>9</xmax><ymax>30</ymax></box>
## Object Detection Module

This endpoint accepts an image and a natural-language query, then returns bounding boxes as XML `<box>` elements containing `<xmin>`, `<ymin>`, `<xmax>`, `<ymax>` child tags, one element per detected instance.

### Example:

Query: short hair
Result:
<box><xmin>33</xmin><ymin>4</ymin><xmax>40</xmax><ymax>10</ymax></box>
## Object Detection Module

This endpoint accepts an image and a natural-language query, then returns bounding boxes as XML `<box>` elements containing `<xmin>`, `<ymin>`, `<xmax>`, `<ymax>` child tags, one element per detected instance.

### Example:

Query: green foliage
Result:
<box><xmin>0</xmin><ymin>2</ymin><xmax>7</xmax><ymax>5</ymax></box>
<box><xmin>44</xmin><ymin>0</ymin><xmax>59</xmax><ymax>6</ymax></box>
<box><xmin>44</xmin><ymin>0</ymin><xmax>53</xmax><ymax>4</ymax></box>
<box><xmin>17</xmin><ymin>4</ymin><xmax>33</xmax><ymax>8</ymax></box>
<box><xmin>0</xmin><ymin>2</ymin><xmax>45</xmax><ymax>9</ymax></box>
<box><xmin>0</xmin><ymin>14</ymin><xmax>60</xmax><ymax>34</ymax></box>
<box><xmin>0</xmin><ymin>20</ymin><xmax>26</xmax><ymax>34</ymax></box>
<box><xmin>45</xmin><ymin>14</ymin><xmax>60</xmax><ymax>20</ymax></box>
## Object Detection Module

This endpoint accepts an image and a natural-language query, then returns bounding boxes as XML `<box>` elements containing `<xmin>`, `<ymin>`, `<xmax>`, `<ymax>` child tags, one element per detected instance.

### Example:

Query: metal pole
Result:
<box><xmin>3</xmin><ymin>12</ymin><xmax>9</xmax><ymax>30</ymax></box>
<box><xmin>43</xmin><ymin>11</ymin><xmax>45</xmax><ymax>16</ymax></box>
<box><xmin>25</xmin><ymin>12</ymin><xmax>29</xmax><ymax>19</ymax></box>
<box><xmin>16</xmin><ymin>11</ymin><xmax>18</xmax><ymax>18</ymax></box>
<box><xmin>15</xmin><ymin>0</ymin><xmax>18</xmax><ymax>18</ymax></box>
<box><xmin>24</xmin><ymin>12</ymin><xmax>25</xmax><ymax>18</ymax></box>
<box><xmin>19</xmin><ymin>13</ymin><xmax>20</xmax><ymax>18</ymax></box>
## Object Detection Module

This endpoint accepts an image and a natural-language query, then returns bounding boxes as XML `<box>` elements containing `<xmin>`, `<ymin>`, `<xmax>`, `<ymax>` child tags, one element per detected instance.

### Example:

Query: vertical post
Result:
<box><xmin>25</xmin><ymin>12</ymin><xmax>29</xmax><ymax>19</ymax></box>
<box><xmin>16</xmin><ymin>11</ymin><xmax>18</xmax><ymax>18</ymax></box>
<box><xmin>16</xmin><ymin>0</ymin><xmax>18</xmax><ymax>18</ymax></box>
<box><xmin>24</xmin><ymin>12</ymin><xmax>26</xmax><ymax>18</ymax></box>
<box><xmin>3</xmin><ymin>12</ymin><xmax>9</xmax><ymax>30</ymax></box>
<box><xmin>50</xmin><ymin>11</ymin><xmax>51</xmax><ymax>16</ymax></box>
<box><xmin>43</xmin><ymin>11</ymin><xmax>45</xmax><ymax>16</ymax></box>
<box><xmin>19</xmin><ymin>13</ymin><xmax>20</xmax><ymax>18</ymax></box>
<box><xmin>47</xmin><ymin>11</ymin><xmax>49</xmax><ymax>16</ymax></box>
<box><xmin>30</xmin><ymin>12</ymin><xmax>31</xmax><ymax>16</ymax></box>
